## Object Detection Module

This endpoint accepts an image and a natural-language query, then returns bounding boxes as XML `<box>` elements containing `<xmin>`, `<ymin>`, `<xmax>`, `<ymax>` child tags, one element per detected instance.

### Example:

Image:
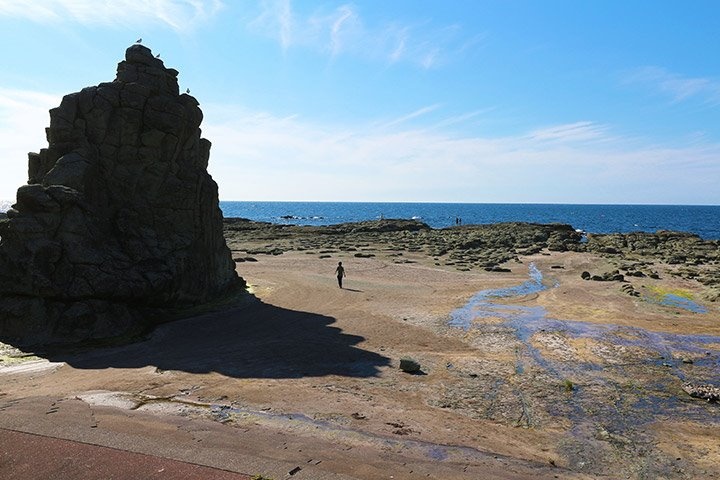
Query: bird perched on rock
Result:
<box><xmin>155</xmin><ymin>53</ymin><xmax>160</xmax><ymax>58</ymax></box>
<box><xmin>135</xmin><ymin>38</ymin><xmax>142</xmax><ymax>44</ymax></box>
<box><xmin>186</xmin><ymin>88</ymin><xmax>190</xmax><ymax>94</ymax></box>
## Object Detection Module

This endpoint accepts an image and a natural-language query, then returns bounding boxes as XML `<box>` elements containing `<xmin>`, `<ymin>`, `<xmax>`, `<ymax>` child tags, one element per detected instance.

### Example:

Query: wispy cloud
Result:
<box><xmin>2</xmin><ymin>86</ymin><xmax>717</xmax><ymax>204</ymax></box>
<box><xmin>0</xmin><ymin>0</ymin><xmax>223</xmax><ymax>31</ymax></box>
<box><xmin>250</xmin><ymin>0</ymin><xmax>293</xmax><ymax>49</ymax></box>
<box><xmin>201</xmin><ymin>103</ymin><xmax>720</xmax><ymax>203</ymax></box>
<box><xmin>429</xmin><ymin>108</ymin><xmax>494</xmax><ymax>130</ymax></box>
<box><xmin>625</xmin><ymin>66</ymin><xmax>720</xmax><ymax>106</ymax></box>
<box><xmin>420</xmin><ymin>48</ymin><xmax>440</xmax><ymax>69</ymax></box>
<box><xmin>376</xmin><ymin>104</ymin><xmax>442</xmax><ymax>129</ymax></box>
<box><xmin>246</xmin><ymin>1</ymin><xmax>485</xmax><ymax>69</ymax></box>
<box><xmin>388</xmin><ymin>28</ymin><xmax>408</xmax><ymax>63</ymax></box>
<box><xmin>329</xmin><ymin>5</ymin><xmax>356</xmax><ymax>57</ymax></box>
<box><xmin>528</xmin><ymin>121</ymin><xmax>610</xmax><ymax>143</ymax></box>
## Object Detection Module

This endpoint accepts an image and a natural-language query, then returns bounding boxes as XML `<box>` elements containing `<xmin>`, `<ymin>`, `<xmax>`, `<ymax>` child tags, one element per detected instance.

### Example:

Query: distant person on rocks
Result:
<box><xmin>335</xmin><ymin>261</ymin><xmax>346</xmax><ymax>289</ymax></box>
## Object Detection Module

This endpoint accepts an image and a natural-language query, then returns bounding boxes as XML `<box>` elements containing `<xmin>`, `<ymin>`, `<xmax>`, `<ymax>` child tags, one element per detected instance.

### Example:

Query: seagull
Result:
<box><xmin>135</xmin><ymin>38</ymin><xmax>142</xmax><ymax>44</ymax></box>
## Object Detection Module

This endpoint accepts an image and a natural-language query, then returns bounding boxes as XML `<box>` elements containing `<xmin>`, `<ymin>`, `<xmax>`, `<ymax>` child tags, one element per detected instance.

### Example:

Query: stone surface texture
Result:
<box><xmin>0</xmin><ymin>45</ymin><xmax>240</xmax><ymax>345</ymax></box>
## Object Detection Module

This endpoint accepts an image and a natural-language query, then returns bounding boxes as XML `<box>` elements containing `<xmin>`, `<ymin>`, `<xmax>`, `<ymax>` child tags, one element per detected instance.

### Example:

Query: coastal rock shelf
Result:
<box><xmin>223</xmin><ymin>218</ymin><xmax>720</xmax><ymax>294</ymax></box>
<box><xmin>585</xmin><ymin>231</ymin><xmax>720</xmax><ymax>290</ymax></box>
<box><xmin>0</xmin><ymin>45</ymin><xmax>240</xmax><ymax>346</ymax></box>
<box><xmin>224</xmin><ymin>218</ymin><xmax>583</xmax><ymax>270</ymax></box>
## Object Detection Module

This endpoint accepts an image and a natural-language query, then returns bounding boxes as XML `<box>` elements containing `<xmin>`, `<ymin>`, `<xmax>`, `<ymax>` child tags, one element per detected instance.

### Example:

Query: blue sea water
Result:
<box><xmin>2</xmin><ymin>199</ymin><xmax>718</xmax><ymax>240</ymax></box>
<box><xmin>220</xmin><ymin>202</ymin><xmax>720</xmax><ymax>240</ymax></box>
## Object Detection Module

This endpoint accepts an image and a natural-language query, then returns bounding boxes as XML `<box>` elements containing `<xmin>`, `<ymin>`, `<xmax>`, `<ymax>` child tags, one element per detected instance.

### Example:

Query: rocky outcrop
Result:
<box><xmin>580</xmin><ymin>270</ymin><xmax>625</xmax><ymax>282</ymax></box>
<box><xmin>223</xmin><ymin>220</ymin><xmax>583</xmax><ymax>271</ymax></box>
<box><xmin>682</xmin><ymin>382</ymin><xmax>720</xmax><ymax>402</ymax></box>
<box><xmin>584</xmin><ymin>231</ymin><xmax>720</xmax><ymax>289</ymax></box>
<box><xmin>0</xmin><ymin>45</ymin><xmax>241</xmax><ymax>346</ymax></box>
<box><xmin>585</xmin><ymin>231</ymin><xmax>720</xmax><ymax>265</ymax></box>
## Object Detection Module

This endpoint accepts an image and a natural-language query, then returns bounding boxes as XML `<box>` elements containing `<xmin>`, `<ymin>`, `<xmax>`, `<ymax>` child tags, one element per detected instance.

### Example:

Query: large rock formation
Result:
<box><xmin>0</xmin><ymin>45</ymin><xmax>241</xmax><ymax>346</ymax></box>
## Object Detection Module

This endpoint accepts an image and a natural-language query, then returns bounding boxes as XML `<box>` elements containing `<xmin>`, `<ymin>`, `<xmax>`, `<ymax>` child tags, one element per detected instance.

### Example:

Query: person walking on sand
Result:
<box><xmin>335</xmin><ymin>261</ymin><xmax>346</xmax><ymax>288</ymax></box>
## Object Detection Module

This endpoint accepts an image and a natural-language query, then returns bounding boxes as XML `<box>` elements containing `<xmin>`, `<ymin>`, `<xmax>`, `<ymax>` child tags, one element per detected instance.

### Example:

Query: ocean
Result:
<box><xmin>2</xmin><ymin>200</ymin><xmax>719</xmax><ymax>240</ymax></box>
<box><xmin>220</xmin><ymin>202</ymin><xmax>720</xmax><ymax>240</ymax></box>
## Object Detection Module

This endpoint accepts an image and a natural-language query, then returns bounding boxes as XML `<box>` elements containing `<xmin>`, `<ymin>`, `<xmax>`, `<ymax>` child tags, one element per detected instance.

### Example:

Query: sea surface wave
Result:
<box><xmin>219</xmin><ymin>201</ymin><xmax>720</xmax><ymax>240</ymax></box>
<box><xmin>2</xmin><ymin>200</ymin><xmax>718</xmax><ymax>240</ymax></box>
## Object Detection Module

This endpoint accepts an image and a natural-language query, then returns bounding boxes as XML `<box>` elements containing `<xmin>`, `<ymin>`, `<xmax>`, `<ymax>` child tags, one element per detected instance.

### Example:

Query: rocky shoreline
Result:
<box><xmin>2</xmin><ymin>214</ymin><xmax>718</xmax><ymax>303</ymax></box>
<box><xmin>223</xmin><ymin>217</ymin><xmax>720</xmax><ymax>300</ymax></box>
<box><xmin>3</xmin><ymin>210</ymin><xmax>718</xmax><ymax>283</ymax></box>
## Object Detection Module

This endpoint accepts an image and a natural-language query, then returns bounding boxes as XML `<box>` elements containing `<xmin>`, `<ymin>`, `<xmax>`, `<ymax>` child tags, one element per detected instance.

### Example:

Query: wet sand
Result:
<box><xmin>1</xmin><ymin>227</ymin><xmax>719</xmax><ymax>479</ymax></box>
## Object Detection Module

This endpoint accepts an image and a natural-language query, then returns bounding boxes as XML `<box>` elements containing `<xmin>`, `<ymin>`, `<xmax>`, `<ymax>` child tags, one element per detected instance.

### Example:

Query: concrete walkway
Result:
<box><xmin>0</xmin><ymin>428</ymin><xmax>252</xmax><ymax>480</ymax></box>
<box><xmin>0</xmin><ymin>395</ymin><xmax>356</xmax><ymax>480</ymax></box>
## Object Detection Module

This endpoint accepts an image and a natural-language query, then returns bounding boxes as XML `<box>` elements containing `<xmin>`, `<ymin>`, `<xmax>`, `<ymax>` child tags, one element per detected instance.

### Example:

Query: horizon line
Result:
<box><xmin>1</xmin><ymin>199</ymin><xmax>719</xmax><ymax>208</ymax></box>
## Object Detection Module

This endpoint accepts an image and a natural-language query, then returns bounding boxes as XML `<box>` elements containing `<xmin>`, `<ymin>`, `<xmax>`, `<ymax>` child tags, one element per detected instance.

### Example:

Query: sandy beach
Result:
<box><xmin>1</xmin><ymin>222</ymin><xmax>719</xmax><ymax>479</ymax></box>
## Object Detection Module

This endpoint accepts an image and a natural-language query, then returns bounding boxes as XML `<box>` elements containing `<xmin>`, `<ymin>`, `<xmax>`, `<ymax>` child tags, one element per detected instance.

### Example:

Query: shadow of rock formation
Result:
<box><xmin>0</xmin><ymin>45</ymin><xmax>240</xmax><ymax>346</ymax></box>
<box><xmin>45</xmin><ymin>297</ymin><xmax>390</xmax><ymax>379</ymax></box>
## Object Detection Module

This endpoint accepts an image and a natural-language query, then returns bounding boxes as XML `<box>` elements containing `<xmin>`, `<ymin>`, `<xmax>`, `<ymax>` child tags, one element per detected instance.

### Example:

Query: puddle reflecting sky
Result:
<box><xmin>657</xmin><ymin>293</ymin><xmax>708</xmax><ymax>314</ymax></box>
<box><xmin>450</xmin><ymin>263</ymin><xmax>717</xmax><ymax>361</ymax></box>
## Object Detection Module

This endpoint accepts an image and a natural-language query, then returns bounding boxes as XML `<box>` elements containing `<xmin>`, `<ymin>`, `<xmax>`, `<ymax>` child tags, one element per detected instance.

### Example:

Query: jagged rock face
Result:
<box><xmin>0</xmin><ymin>45</ymin><xmax>241</xmax><ymax>345</ymax></box>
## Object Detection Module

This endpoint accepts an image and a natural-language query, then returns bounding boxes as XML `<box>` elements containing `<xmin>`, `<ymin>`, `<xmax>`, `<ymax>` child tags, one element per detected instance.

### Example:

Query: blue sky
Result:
<box><xmin>0</xmin><ymin>0</ymin><xmax>718</xmax><ymax>204</ymax></box>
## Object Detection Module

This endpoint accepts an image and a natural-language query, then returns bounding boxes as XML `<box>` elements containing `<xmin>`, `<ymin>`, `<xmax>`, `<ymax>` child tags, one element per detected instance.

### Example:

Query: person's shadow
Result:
<box><xmin>42</xmin><ymin>296</ymin><xmax>390</xmax><ymax>379</ymax></box>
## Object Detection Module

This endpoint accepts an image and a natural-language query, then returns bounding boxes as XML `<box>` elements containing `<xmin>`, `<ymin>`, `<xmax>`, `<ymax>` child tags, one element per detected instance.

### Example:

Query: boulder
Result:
<box><xmin>399</xmin><ymin>358</ymin><xmax>421</xmax><ymax>373</ymax></box>
<box><xmin>0</xmin><ymin>45</ymin><xmax>242</xmax><ymax>346</ymax></box>
<box><xmin>586</xmin><ymin>270</ymin><xmax>625</xmax><ymax>282</ymax></box>
<box><xmin>682</xmin><ymin>382</ymin><xmax>720</xmax><ymax>402</ymax></box>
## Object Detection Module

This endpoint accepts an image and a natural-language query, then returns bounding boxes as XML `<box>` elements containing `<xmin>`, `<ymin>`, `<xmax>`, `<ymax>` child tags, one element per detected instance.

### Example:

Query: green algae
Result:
<box><xmin>646</xmin><ymin>285</ymin><xmax>694</xmax><ymax>300</ymax></box>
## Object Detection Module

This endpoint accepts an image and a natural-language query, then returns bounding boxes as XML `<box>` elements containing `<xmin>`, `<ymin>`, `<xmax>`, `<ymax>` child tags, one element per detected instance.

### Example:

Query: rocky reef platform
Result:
<box><xmin>223</xmin><ymin>217</ymin><xmax>720</xmax><ymax>301</ymax></box>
